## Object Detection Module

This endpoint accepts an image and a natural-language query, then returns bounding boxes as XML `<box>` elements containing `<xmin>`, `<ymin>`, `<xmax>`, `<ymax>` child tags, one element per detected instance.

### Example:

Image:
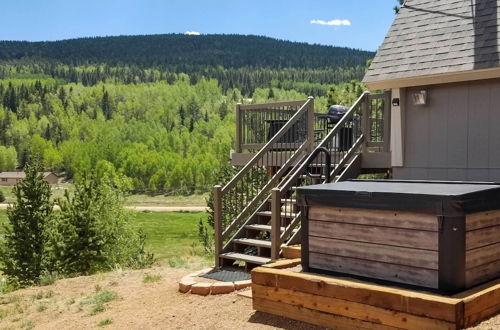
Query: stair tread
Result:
<box><xmin>233</xmin><ymin>238</ymin><xmax>271</xmax><ymax>248</ymax></box>
<box><xmin>268</xmin><ymin>198</ymin><xmax>297</xmax><ymax>203</ymax></box>
<box><xmin>220</xmin><ymin>252</ymin><xmax>270</xmax><ymax>265</ymax></box>
<box><xmin>257</xmin><ymin>211</ymin><xmax>298</xmax><ymax>218</ymax></box>
<box><xmin>245</xmin><ymin>224</ymin><xmax>299</xmax><ymax>233</ymax></box>
<box><xmin>245</xmin><ymin>224</ymin><xmax>284</xmax><ymax>232</ymax></box>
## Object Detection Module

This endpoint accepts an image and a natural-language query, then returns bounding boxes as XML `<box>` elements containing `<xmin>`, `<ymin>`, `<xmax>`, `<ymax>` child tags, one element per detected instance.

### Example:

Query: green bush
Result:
<box><xmin>44</xmin><ymin>171</ymin><xmax>154</xmax><ymax>276</ymax></box>
<box><xmin>0</xmin><ymin>190</ymin><xmax>5</xmax><ymax>203</ymax></box>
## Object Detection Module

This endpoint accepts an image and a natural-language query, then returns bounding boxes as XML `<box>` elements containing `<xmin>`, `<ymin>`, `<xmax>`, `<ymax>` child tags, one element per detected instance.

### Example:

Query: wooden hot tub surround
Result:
<box><xmin>298</xmin><ymin>180</ymin><xmax>500</xmax><ymax>294</ymax></box>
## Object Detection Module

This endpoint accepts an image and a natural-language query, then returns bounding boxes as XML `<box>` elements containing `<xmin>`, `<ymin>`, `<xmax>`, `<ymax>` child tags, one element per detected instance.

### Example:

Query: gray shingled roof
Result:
<box><xmin>363</xmin><ymin>0</ymin><xmax>500</xmax><ymax>85</ymax></box>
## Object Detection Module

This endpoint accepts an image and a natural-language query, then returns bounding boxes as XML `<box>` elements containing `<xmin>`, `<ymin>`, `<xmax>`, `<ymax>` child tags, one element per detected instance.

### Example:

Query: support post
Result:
<box><xmin>213</xmin><ymin>185</ymin><xmax>223</xmax><ymax>268</ymax></box>
<box><xmin>361</xmin><ymin>94</ymin><xmax>370</xmax><ymax>153</ymax></box>
<box><xmin>271</xmin><ymin>188</ymin><xmax>281</xmax><ymax>261</ymax></box>
<box><xmin>306</xmin><ymin>97</ymin><xmax>315</xmax><ymax>152</ymax></box>
<box><xmin>235</xmin><ymin>103</ymin><xmax>242</xmax><ymax>153</ymax></box>
<box><xmin>383</xmin><ymin>90</ymin><xmax>392</xmax><ymax>153</ymax></box>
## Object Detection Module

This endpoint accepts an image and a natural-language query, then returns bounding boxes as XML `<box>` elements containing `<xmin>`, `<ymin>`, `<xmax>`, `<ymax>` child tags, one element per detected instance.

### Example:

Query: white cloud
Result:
<box><xmin>310</xmin><ymin>19</ymin><xmax>351</xmax><ymax>27</ymax></box>
<box><xmin>184</xmin><ymin>31</ymin><xmax>201</xmax><ymax>35</ymax></box>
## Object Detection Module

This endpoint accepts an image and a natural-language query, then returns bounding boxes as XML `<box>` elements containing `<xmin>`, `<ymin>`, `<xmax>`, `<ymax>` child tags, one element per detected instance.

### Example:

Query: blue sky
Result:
<box><xmin>0</xmin><ymin>0</ymin><xmax>396</xmax><ymax>51</ymax></box>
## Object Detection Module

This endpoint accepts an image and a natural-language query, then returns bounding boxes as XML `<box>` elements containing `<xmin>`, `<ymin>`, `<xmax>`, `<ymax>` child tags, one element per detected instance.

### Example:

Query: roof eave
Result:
<box><xmin>364</xmin><ymin>67</ymin><xmax>500</xmax><ymax>90</ymax></box>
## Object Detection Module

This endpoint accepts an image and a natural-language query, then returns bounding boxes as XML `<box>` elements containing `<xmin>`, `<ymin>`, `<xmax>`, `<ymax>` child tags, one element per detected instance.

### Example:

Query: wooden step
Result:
<box><xmin>299</xmin><ymin>174</ymin><xmax>326</xmax><ymax>180</ymax></box>
<box><xmin>233</xmin><ymin>238</ymin><xmax>271</xmax><ymax>248</ymax></box>
<box><xmin>256</xmin><ymin>211</ymin><xmax>298</xmax><ymax>218</ymax></box>
<box><xmin>219</xmin><ymin>252</ymin><xmax>270</xmax><ymax>265</ymax></box>
<box><xmin>245</xmin><ymin>224</ymin><xmax>284</xmax><ymax>232</ymax></box>
<box><xmin>268</xmin><ymin>198</ymin><xmax>297</xmax><ymax>204</ymax></box>
<box><xmin>245</xmin><ymin>224</ymin><xmax>299</xmax><ymax>233</ymax></box>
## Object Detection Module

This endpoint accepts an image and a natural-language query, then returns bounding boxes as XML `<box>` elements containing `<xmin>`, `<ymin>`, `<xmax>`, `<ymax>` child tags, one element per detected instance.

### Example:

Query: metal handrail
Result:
<box><xmin>278</xmin><ymin>92</ymin><xmax>368</xmax><ymax>193</ymax></box>
<box><xmin>214</xmin><ymin>97</ymin><xmax>315</xmax><ymax>267</ymax></box>
<box><xmin>270</xmin><ymin>92</ymin><xmax>369</xmax><ymax>258</ymax></box>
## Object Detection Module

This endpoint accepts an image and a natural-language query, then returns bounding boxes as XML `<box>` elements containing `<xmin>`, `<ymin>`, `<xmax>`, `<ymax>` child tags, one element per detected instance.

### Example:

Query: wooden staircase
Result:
<box><xmin>213</xmin><ymin>92</ymin><xmax>382</xmax><ymax>270</ymax></box>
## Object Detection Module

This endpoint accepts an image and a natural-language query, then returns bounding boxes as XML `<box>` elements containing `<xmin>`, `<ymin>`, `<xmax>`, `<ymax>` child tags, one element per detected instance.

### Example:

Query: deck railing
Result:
<box><xmin>235</xmin><ymin>101</ymin><xmax>336</xmax><ymax>153</ymax></box>
<box><xmin>214</xmin><ymin>97</ymin><xmax>315</xmax><ymax>266</ymax></box>
<box><xmin>269</xmin><ymin>92</ymin><xmax>369</xmax><ymax>259</ymax></box>
<box><xmin>235</xmin><ymin>101</ymin><xmax>305</xmax><ymax>152</ymax></box>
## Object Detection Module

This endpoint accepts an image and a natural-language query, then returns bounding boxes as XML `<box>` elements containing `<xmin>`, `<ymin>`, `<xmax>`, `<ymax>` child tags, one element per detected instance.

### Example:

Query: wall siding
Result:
<box><xmin>394</xmin><ymin>79</ymin><xmax>500</xmax><ymax>181</ymax></box>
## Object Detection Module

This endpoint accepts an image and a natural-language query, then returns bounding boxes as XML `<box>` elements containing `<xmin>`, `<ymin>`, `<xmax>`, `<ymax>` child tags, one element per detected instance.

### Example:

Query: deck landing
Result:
<box><xmin>251</xmin><ymin>258</ymin><xmax>500</xmax><ymax>329</ymax></box>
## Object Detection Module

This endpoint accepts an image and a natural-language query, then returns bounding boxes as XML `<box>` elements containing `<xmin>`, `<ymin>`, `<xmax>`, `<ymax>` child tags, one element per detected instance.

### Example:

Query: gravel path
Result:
<box><xmin>0</xmin><ymin>204</ymin><xmax>207</xmax><ymax>212</ymax></box>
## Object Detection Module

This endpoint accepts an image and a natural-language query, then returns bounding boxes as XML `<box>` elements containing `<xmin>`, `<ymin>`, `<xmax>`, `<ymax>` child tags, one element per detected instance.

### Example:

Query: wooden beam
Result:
<box><xmin>251</xmin><ymin>267</ymin><xmax>462</xmax><ymax>323</ymax></box>
<box><xmin>253</xmin><ymin>285</ymin><xmax>456</xmax><ymax>330</ymax></box>
<box><xmin>253</xmin><ymin>297</ymin><xmax>394</xmax><ymax>330</ymax></box>
<box><xmin>270</xmin><ymin>188</ymin><xmax>281</xmax><ymax>261</ymax></box>
<box><xmin>213</xmin><ymin>185</ymin><xmax>222</xmax><ymax>268</ymax></box>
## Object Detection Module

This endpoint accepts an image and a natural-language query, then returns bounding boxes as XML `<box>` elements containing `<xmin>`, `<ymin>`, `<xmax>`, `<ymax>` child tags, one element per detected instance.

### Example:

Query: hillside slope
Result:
<box><xmin>0</xmin><ymin>34</ymin><xmax>373</xmax><ymax>70</ymax></box>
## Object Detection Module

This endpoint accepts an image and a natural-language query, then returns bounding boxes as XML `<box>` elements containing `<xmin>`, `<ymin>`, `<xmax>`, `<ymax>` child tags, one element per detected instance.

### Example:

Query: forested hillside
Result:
<box><xmin>0</xmin><ymin>34</ymin><xmax>373</xmax><ymax>95</ymax></box>
<box><xmin>0</xmin><ymin>34</ymin><xmax>369</xmax><ymax>193</ymax></box>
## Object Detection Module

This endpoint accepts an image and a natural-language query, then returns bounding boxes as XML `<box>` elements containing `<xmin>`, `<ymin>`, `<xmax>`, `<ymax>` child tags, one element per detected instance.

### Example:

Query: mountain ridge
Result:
<box><xmin>0</xmin><ymin>33</ymin><xmax>374</xmax><ymax>70</ymax></box>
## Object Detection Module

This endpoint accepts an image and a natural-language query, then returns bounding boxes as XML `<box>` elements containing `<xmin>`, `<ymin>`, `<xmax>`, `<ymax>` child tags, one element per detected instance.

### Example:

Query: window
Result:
<box><xmin>1</xmin><ymin>178</ymin><xmax>7</xmax><ymax>182</ymax></box>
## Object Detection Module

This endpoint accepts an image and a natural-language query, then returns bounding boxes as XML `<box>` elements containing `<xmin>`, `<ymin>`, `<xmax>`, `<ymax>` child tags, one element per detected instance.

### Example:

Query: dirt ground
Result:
<box><xmin>0</xmin><ymin>267</ymin><xmax>324</xmax><ymax>330</ymax></box>
<box><xmin>0</xmin><ymin>266</ymin><xmax>498</xmax><ymax>330</ymax></box>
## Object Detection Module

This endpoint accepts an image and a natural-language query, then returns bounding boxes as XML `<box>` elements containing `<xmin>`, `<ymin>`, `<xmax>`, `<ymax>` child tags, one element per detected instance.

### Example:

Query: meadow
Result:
<box><xmin>0</xmin><ymin>210</ymin><xmax>211</xmax><ymax>269</ymax></box>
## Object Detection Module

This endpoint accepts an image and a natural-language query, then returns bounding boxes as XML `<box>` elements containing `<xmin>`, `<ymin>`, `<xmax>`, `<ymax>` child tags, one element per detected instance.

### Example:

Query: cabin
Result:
<box><xmin>0</xmin><ymin>172</ymin><xmax>59</xmax><ymax>185</ymax></box>
<box><xmin>211</xmin><ymin>0</ymin><xmax>500</xmax><ymax>328</ymax></box>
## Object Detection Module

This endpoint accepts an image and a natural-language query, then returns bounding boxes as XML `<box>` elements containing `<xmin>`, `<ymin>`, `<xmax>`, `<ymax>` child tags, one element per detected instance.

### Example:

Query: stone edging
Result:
<box><xmin>178</xmin><ymin>267</ymin><xmax>252</xmax><ymax>295</ymax></box>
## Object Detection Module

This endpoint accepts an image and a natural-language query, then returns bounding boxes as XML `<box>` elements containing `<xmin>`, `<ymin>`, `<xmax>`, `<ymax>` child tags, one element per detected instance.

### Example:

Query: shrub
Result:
<box><xmin>44</xmin><ymin>171</ymin><xmax>154</xmax><ymax>275</ymax></box>
<box><xmin>0</xmin><ymin>190</ymin><xmax>5</xmax><ymax>203</ymax></box>
<box><xmin>0</xmin><ymin>161</ymin><xmax>53</xmax><ymax>285</ymax></box>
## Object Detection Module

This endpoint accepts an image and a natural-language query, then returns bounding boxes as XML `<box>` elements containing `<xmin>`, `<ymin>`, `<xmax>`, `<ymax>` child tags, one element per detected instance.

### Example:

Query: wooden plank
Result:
<box><xmin>251</xmin><ymin>268</ymin><xmax>461</xmax><ymax>323</ymax></box>
<box><xmin>310</xmin><ymin>252</ymin><xmax>439</xmax><ymax>289</ymax></box>
<box><xmin>310</xmin><ymin>236</ymin><xmax>438</xmax><ymax>270</ymax></box>
<box><xmin>309</xmin><ymin>206</ymin><xmax>438</xmax><ymax>231</ymax></box>
<box><xmin>466</xmin><ymin>210</ymin><xmax>500</xmax><ymax>231</ymax></box>
<box><xmin>253</xmin><ymin>285</ymin><xmax>457</xmax><ymax>330</ymax></box>
<box><xmin>261</xmin><ymin>258</ymin><xmax>301</xmax><ymax>269</ymax></box>
<box><xmin>282</xmin><ymin>245</ymin><xmax>301</xmax><ymax>259</ymax></box>
<box><xmin>461</xmin><ymin>279</ymin><xmax>500</xmax><ymax>327</ymax></box>
<box><xmin>253</xmin><ymin>297</ymin><xmax>393</xmax><ymax>330</ymax></box>
<box><xmin>466</xmin><ymin>225</ymin><xmax>500</xmax><ymax>250</ymax></box>
<box><xmin>309</xmin><ymin>220</ymin><xmax>438</xmax><ymax>250</ymax></box>
<box><xmin>466</xmin><ymin>242</ymin><xmax>500</xmax><ymax>269</ymax></box>
<box><xmin>465</xmin><ymin>259</ymin><xmax>500</xmax><ymax>288</ymax></box>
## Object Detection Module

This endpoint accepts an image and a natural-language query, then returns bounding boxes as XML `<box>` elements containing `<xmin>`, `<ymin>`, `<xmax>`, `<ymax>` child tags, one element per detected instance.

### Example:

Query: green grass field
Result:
<box><xmin>0</xmin><ymin>210</ymin><xmax>212</xmax><ymax>269</ymax></box>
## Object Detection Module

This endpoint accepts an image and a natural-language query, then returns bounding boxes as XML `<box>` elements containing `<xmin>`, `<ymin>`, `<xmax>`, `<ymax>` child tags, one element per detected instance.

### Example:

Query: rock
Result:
<box><xmin>210</xmin><ymin>282</ymin><xmax>235</xmax><ymax>295</ymax></box>
<box><xmin>190</xmin><ymin>282</ymin><xmax>212</xmax><ymax>296</ymax></box>
<box><xmin>234</xmin><ymin>280</ymin><xmax>252</xmax><ymax>290</ymax></box>
<box><xmin>178</xmin><ymin>276</ymin><xmax>196</xmax><ymax>293</ymax></box>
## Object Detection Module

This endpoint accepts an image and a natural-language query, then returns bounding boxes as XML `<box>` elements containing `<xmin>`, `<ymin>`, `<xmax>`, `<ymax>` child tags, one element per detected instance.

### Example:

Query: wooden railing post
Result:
<box><xmin>235</xmin><ymin>103</ymin><xmax>242</xmax><ymax>153</ymax></box>
<box><xmin>361</xmin><ymin>93</ymin><xmax>370</xmax><ymax>153</ymax></box>
<box><xmin>213</xmin><ymin>185</ymin><xmax>223</xmax><ymax>268</ymax></box>
<box><xmin>306</xmin><ymin>97</ymin><xmax>315</xmax><ymax>152</ymax></box>
<box><xmin>271</xmin><ymin>188</ymin><xmax>281</xmax><ymax>261</ymax></box>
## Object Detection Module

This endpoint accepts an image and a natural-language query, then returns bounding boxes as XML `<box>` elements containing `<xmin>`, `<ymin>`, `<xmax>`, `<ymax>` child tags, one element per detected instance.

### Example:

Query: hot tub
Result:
<box><xmin>297</xmin><ymin>180</ymin><xmax>500</xmax><ymax>293</ymax></box>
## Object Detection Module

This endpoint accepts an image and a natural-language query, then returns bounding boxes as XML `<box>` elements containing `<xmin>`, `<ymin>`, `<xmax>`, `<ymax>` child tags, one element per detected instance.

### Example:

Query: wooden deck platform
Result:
<box><xmin>251</xmin><ymin>258</ymin><xmax>500</xmax><ymax>329</ymax></box>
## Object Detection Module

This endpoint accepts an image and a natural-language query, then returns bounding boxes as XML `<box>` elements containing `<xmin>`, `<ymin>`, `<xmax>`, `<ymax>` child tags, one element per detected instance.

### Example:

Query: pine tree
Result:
<box><xmin>189</xmin><ymin>117</ymin><xmax>195</xmax><ymax>132</ymax></box>
<box><xmin>179</xmin><ymin>105</ymin><xmax>186</xmax><ymax>126</ymax></box>
<box><xmin>0</xmin><ymin>160</ymin><xmax>53</xmax><ymax>285</ymax></box>
<box><xmin>101</xmin><ymin>90</ymin><xmax>112</xmax><ymax>120</ymax></box>
<box><xmin>268</xmin><ymin>87</ymin><xmax>275</xmax><ymax>99</ymax></box>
